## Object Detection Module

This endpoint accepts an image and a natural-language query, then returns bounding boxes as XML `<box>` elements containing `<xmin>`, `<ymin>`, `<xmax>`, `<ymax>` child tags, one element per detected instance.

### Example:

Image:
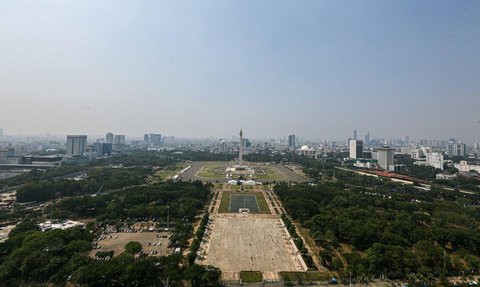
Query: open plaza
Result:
<box><xmin>198</xmin><ymin>214</ymin><xmax>307</xmax><ymax>281</ymax></box>
<box><xmin>197</xmin><ymin>181</ymin><xmax>308</xmax><ymax>281</ymax></box>
<box><xmin>181</xmin><ymin>161</ymin><xmax>307</xmax><ymax>183</ymax></box>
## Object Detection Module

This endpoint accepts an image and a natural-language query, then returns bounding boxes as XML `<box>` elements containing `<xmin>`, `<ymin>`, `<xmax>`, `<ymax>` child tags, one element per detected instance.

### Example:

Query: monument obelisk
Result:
<box><xmin>239</xmin><ymin>129</ymin><xmax>243</xmax><ymax>166</ymax></box>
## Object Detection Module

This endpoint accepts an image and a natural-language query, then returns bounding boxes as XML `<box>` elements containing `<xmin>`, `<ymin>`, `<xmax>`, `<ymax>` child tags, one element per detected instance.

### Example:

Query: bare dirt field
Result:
<box><xmin>198</xmin><ymin>214</ymin><xmax>306</xmax><ymax>281</ymax></box>
<box><xmin>91</xmin><ymin>231</ymin><xmax>172</xmax><ymax>257</ymax></box>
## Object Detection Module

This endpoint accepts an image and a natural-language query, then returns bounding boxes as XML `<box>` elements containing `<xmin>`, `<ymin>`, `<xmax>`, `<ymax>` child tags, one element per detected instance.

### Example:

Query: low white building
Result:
<box><xmin>296</xmin><ymin>145</ymin><xmax>317</xmax><ymax>158</ymax></box>
<box><xmin>354</xmin><ymin>161</ymin><xmax>376</xmax><ymax>169</ymax></box>
<box><xmin>455</xmin><ymin>160</ymin><xmax>480</xmax><ymax>173</ymax></box>
<box><xmin>39</xmin><ymin>220</ymin><xmax>84</xmax><ymax>232</ymax></box>
<box><xmin>436</xmin><ymin>173</ymin><xmax>456</xmax><ymax>180</ymax></box>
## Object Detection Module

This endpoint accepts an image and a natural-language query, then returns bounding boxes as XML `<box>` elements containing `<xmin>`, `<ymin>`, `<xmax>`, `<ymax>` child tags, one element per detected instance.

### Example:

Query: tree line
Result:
<box><xmin>275</xmin><ymin>181</ymin><xmax>480</xmax><ymax>281</ymax></box>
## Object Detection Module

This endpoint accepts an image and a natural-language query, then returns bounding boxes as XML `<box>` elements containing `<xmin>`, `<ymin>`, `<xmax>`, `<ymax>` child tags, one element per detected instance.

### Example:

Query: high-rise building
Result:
<box><xmin>219</xmin><ymin>139</ymin><xmax>227</xmax><ymax>152</ymax></box>
<box><xmin>353</xmin><ymin>130</ymin><xmax>358</xmax><ymax>140</ymax></box>
<box><xmin>475</xmin><ymin>142</ymin><xmax>480</xmax><ymax>150</ymax></box>
<box><xmin>364</xmin><ymin>131</ymin><xmax>370</xmax><ymax>146</ymax></box>
<box><xmin>106</xmin><ymin>132</ymin><xmax>114</xmax><ymax>144</ymax></box>
<box><xmin>66</xmin><ymin>135</ymin><xmax>87</xmax><ymax>156</ymax></box>
<box><xmin>95</xmin><ymin>142</ymin><xmax>112</xmax><ymax>156</ymax></box>
<box><xmin>149</xmin><ymin>134</ymin><xmax>162</xmax><ymax>146</ymax></box>
<box><xmin>349</xmin><ymin>140</ymin><xmax>363</xmax><ymax>159</ymax></box>
<box><xmin>447</xmin><ymin>143</ymin><xmax>466</xmax><ymax>157</ymax></box>
<box><xmin>377</xmin><ymin>146</ymin><xmax>395</xmax><ymax>170</ymax></box>
<box><xmin>112</xmin><ymin>135</ymin><xmax>126</xmax><ymax>151</ymax></box>
<box><xmin>114</xmin><ymin>135</ymin><xmax>126</xmax><ymax>145</ymax></box>
<box><xmin>288</xmin><ymin>135</ymin><xmax>296</xmax><ymax>148</ymax></box>
<box><xmin>426</xmin><ymin>152</ymin><xmax>444</xmax><ymax>170</ymax></box>
<box><xmin>144</xmin><ymin>134</ymin><xmax>149</xmax><ymax>144</ymax></box>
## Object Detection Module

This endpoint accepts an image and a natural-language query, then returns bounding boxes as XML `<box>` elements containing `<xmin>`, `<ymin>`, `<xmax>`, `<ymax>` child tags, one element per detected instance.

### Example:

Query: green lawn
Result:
<box><xmin>280</xmin><ymin>271</ymin><xmax>329</xmax><ymax>282</ymax></box>
<box><xmin>252</xmin><ymin>165</ymin><xmax>285</xmax><ymax>180</ymax></box>
<box><xmin>153</xmin><ymin>164</ymin><xmax>185</xmax><ymax>181</ymax></box>
<box><xmin>240</xmin><ymin>271</ymin><xmax>263</xmax><ymax>283</ymax></box>
<box><xmin>218</xmin><ymin>190</ymin><xmax>271</xmax><ymax>214</ymax></box>
<box><xmin>197</xmin><ymin>165</ymin><xmax>227</xmax><ymax>179</ymax></box>
<box><xmin>254</xmin><ymin>192</ymin><xmax>270</xmax><ymax>214</ymax></box>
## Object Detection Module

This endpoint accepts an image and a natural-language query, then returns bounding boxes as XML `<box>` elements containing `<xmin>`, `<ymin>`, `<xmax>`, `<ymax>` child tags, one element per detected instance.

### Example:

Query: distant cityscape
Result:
<box><xmin>1</xmin><ymin>127</ymin><xmax>479</xmax><ymax>180</ymax></box>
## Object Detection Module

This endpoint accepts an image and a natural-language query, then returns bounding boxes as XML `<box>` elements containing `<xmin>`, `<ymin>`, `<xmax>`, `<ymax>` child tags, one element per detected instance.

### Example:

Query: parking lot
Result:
<box><xmin>91</xmin><ymin>226</ymin><xmax>172</xmax><ymax>258</ymax></box>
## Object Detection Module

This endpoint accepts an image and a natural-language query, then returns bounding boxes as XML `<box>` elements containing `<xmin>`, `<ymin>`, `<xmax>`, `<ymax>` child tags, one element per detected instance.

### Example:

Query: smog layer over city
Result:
<box><xmin>0</xmin><ymin>1</ymin><xmax>480</xmax><ymax>287</ymax></box>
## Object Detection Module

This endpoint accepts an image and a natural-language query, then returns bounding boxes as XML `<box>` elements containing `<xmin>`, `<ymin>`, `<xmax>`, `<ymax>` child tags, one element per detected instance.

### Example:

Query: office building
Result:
<box><xmin>114</xmin><ymin>135</ymin><xmax>126</xmax><ymax>145</ymax></box>
<box><xmin>377</xmin><ymin>146</ymin><xmax>395</xmax><ymax>170</ymax></box>
<box><xmin>95</xmin><ymin>142</ymin><xmax>112</xmax><ymax>156</ymax></box>
<box><xmin>112</xmin><ymin>135</ymin><xmax>126</xmax><ymax>151</ymax></box>
<box><xmin>66</xmin><ymin>135</ymin><xmax>87</xmax><ymax>156</ymax></box>
<box><xmin>349</xmin><ymin>140</ymin><xmax>363</xmax><ymax>159</ymax></box>
<box><xmin>364</xmin><ymin>131</ymin><xmax>370</xmax><ymax>146</ymax></box>
<box><xmin>106</xmin><ymin>132</ymin><xmax>114</xmax><ymax>144</ymax></box>
<box><xmin>353</xmin><ymin>130</ymin><xmax>358</xmax><ymax>140</ymax></box>
<box><xmin>288</xmin><ymin>135</ymin><xmax>296</xmax><ymax>148</ymax></box>
<box><xmin>219</xmin><ymin>139</ymin><xmax>227</xmax><ymax>152</ymax></box>
<box><xmin>455</xmin><ymin>160</ymin><xmax>480</xmax><ymax>173</ymax></box>
<box><xmin>426</xmin><ymin>152</ymin><xmax>444</xmax><ymax>170</ymax></box>
<box><xmin>149</xmin><ymin>134</ymin><xmax>162</xmax><ymax>146</ymax></box>
<box><xmin>447</xmin><ymin>143</ymin><xmax>466</xmax><ymax>157</ymax></box>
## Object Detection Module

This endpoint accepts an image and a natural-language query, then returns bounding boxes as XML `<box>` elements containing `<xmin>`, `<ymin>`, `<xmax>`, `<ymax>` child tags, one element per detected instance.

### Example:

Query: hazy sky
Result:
<box><xmin>1</xmin><ymin>1</ymin><xmax>479</xmax><ymax>142</ymax></box>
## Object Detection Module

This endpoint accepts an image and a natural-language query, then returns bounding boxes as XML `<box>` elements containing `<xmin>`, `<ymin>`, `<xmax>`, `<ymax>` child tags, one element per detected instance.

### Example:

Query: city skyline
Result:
<box><xmin>0</xmin><ymin>128</ymin><xmax>479</xmax><ymax>145</ymax></box>
<box><xmin>1</xmin><ymin>1</ymin><xmax>480</xmax><ymax>142</ymax></box>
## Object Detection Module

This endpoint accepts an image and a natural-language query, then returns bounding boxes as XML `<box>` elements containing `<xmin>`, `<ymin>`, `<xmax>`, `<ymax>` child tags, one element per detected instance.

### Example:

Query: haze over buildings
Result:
<box><xmin>0</xmin><ymin>1</ymin><xmax>480</xmax><ymax>142</ymax></box>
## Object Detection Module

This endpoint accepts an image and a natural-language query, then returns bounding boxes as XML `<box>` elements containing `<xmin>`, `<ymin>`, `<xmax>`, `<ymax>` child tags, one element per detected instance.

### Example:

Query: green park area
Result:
<box><xmin>280</xmin><ymin>271</ymin><xmax>329</xmax><ymax>283</ymax></box>
<box><xmin>153</xmin><ymin>163</ymin><xmax>186</xmax><ymax>181</ymax></box>
<box><xmin>218</xmin><ymin>190</ymin><xmax>270</xmax><ymax>214</ymax></box>
<box><xmin>196</xmin><ymin>162</ymin><xmax>286</xmax><ymax>181</ymax></box>
<box><xmin>251</xmin><ymin>164</ymin><xmax>285</xmax><ymax>181</ymax></box>
<box><xmin>240</xmin><ymin>271</ymin><xmax>263</xmax><ymax>283</ymax></box>
<box><xmin>197</xmin><ymin>163</ymin><xmax>228</xmax><ymax>179</ymax></box>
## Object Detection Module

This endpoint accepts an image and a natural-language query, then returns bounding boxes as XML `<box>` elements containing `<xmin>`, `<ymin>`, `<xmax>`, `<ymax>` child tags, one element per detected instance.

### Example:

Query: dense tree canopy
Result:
<box><xmin>275</xmin><ymin>180</ymin><xmax>480</xmax><ymax>280</ymax></box>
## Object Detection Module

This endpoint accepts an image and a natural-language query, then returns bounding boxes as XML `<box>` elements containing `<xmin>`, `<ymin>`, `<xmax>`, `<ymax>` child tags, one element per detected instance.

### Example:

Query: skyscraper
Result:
<box><xmin>66</xmin><ymin>135</ymin><xmax>87</xmax><ymax>156</ymax></box>
<box><xmin>95</xmin><ymin>142</ymin><xmax>112</xmax><ymax>156</ymax></box>
<box><xmin>114</xmin><ymin>135</ymin><xmax>126</xmax><ymax>145</ymax></box>
<box><xmin>106</xmin><ymin>132</ymin><xmax>114</xmax><ymax>144</ymax></box>
<box><xmin>349</xmin><ymin>140</ymin><xmax>363</xmax><ymax>159</ymax></box>
<box><xmin>288</xmin><ymin>135</ymin><xmax>296</xmax><ymax>148</ymax></box>
<box><xmin>377</xmin><ymin>146</ymin><xmax>395</xmax><ymax>170</ymax></box>
<box><xmin>149</xmin><ymin>134</ymin><xmax>162</xmax><ymax>146</ymax></box>
<box><xmin>219</xmin><ymin>139</ymin><xmax>227</xmax><ymax>152</ymax></box>
<box><xmin>353</xmin><ymin>130</ymin><xmax>358</xmax><ymax>140</ymax></box>
<box><xmin>113</xmin><ymin>135</ymin><xmax>126</xmax><ymax>151</ymax></box>
<box><xmin>365</xmin><ymin>131</ymin><xmax>370</xmax><ymax>146</ymax></box>
<box><xmin>447</xmin><ymin>143</ymin><xmax>466</xmax><ymax>157</ymax></box>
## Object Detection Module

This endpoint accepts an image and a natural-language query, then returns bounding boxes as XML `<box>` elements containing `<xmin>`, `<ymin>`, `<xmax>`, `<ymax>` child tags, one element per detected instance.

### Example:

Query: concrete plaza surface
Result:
<box><xmin>198</xmin><ymin>214</ymin><xmax>307</xmax><ymax>281</ymax></box>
